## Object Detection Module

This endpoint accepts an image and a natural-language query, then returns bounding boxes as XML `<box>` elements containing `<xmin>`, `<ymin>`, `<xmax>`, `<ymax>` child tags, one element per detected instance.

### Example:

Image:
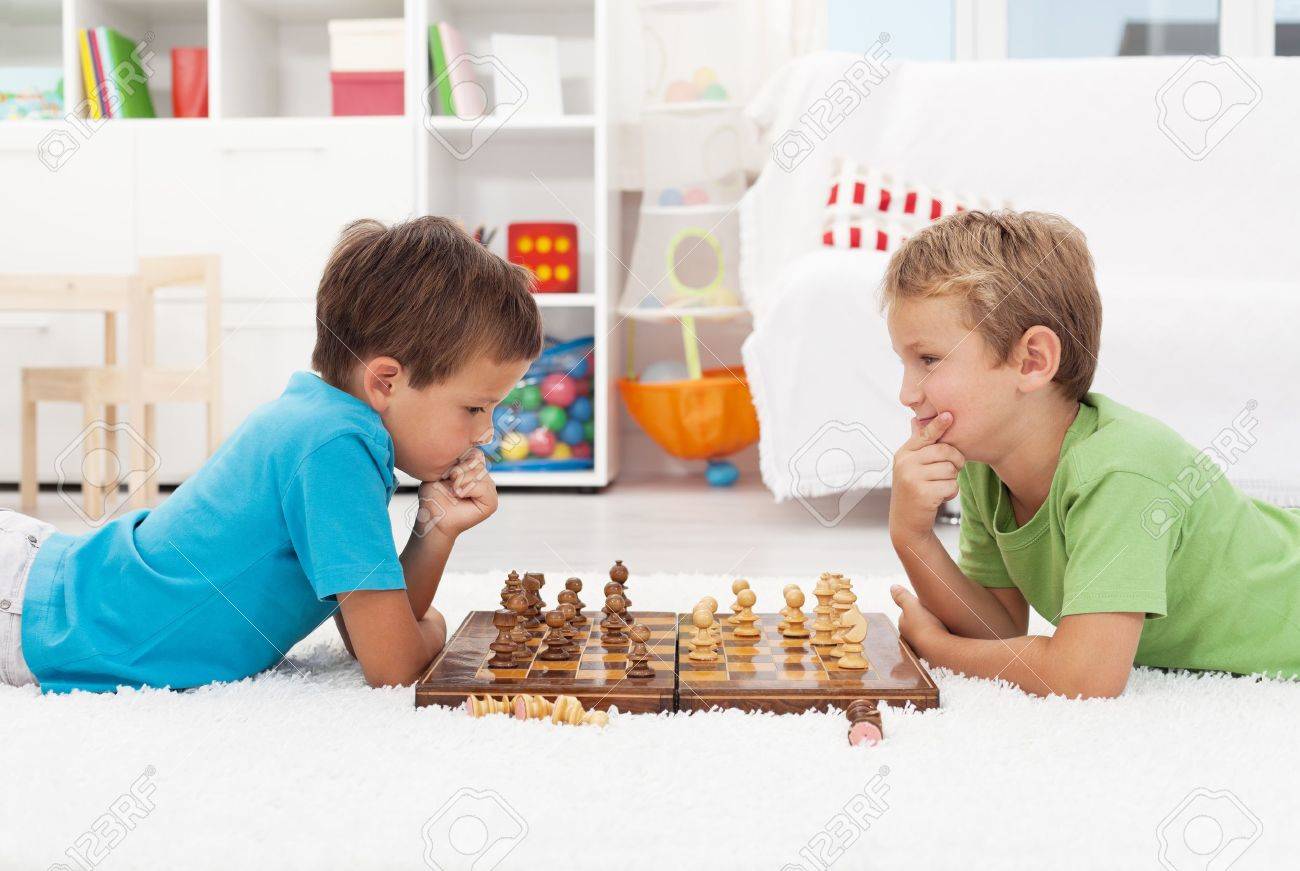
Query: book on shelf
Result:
<box><xmin>428</xmin><ymin>22</ymin><xmax>483</xmax><ymax>118</ymax></box>
<box><xmin>78</xmin><ymin>27</ymin><xmax>156</xmax><ymax>120</ymax></box>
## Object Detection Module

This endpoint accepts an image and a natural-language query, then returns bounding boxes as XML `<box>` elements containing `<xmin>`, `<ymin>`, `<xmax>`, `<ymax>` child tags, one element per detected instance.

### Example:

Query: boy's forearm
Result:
<box><xmin>921</xmin><ymin>630</ymin><xmax>1125</xmax><ymax>699</ymax></box>
<box><xmin>400</xmin><ymin>527</ymin><xmax>456</xmax><ymax>619</ymax></box>
<box><xmin>892</xmin><ymin>532</ymin><xmax>1021</xmax><ymax>640</ymax></box>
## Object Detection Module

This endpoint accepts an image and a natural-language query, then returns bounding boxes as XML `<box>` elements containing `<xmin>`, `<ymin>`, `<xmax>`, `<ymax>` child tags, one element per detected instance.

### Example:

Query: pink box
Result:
<box><xmin>330</xmin><ymin>70</ymin><xmax>404</xmax><ymax>116</ymax></box>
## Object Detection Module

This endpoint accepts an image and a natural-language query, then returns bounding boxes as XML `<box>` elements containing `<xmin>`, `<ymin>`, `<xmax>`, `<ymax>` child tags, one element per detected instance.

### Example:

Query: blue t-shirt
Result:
<box><xmin>22</xmin><ymin>372</ymin><xmax>409</xmax><ymax>693</ymax></box>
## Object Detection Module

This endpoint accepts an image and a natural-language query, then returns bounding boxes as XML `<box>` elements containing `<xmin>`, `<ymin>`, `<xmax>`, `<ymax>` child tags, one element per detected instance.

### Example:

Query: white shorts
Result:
<box><xmin>0</xmin><ymin>509</ymin><xmax>57</xmax><ymax>688</ymax></box>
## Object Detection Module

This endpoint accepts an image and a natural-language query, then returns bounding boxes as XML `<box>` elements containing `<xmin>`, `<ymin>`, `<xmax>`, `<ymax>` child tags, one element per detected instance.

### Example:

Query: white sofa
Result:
<box><xmin>740</xmin><ymin>53</ymin><xmax>1300</xmax><ymax>507</ymax></box>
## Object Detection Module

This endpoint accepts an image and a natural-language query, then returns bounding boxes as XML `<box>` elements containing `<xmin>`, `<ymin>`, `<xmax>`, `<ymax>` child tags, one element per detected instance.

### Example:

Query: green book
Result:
<box><xmin>100</xmin><ymin>26</ymin><xmax>155</xmax><ymax>119</ymax></box>
<box><xmin>428</xmin><ymin>23</ymin><xmax>454</xmax><ymax>116</ymax></box>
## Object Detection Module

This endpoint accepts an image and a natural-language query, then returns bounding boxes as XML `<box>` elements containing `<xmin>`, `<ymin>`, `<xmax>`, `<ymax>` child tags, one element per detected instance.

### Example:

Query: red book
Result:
<box><xmin>171</xmin><ymin>47</ymin><xmax>208</xmax><ymax>117</ymax></box>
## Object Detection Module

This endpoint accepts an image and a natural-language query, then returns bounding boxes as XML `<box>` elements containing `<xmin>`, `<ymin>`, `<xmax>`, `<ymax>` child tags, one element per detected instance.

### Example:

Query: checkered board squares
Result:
<box><xmin>677</xmin><ymin>614</ymin><xmax>880</xmax><ymax>684</ymax></box>
<box><xmin>474</xmin><ymin>612</ymin><xmax>678</xmax><ymax>682</ymax></box>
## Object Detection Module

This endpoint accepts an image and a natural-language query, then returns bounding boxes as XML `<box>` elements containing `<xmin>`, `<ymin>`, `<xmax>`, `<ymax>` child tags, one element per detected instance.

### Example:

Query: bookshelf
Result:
<box><xmin>0</xmin><ymin>0</ymin><xmax>621</xmax><ymax>490</ymax></box>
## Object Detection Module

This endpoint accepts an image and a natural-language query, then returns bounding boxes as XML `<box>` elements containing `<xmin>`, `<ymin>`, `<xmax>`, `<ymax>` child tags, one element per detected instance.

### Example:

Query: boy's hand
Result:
<box><xmin>414</xmin><ymin>450</ymin><xmax>499</xmax><ymax>539</ymax></box>
<box><xmin>890</xmin><ymin>584</ymin><xmax>949</xmax><ymax>658</ymax></box>
<box><xmin>889</xmin><ymin>412</ymin><xmax>965</xmax><ymax>545</ymax></box>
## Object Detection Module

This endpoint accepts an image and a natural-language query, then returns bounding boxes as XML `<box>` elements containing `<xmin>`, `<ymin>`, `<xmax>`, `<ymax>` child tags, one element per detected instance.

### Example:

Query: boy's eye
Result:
<box><xmin>920</xmin><ymin>356</ymin><xmax>939</xmax><ymax>366</ymax></box>
<box><xmin>467</xmin><ymin>406</ymin><xmax>486</xmax><ymax>415</ymax></box>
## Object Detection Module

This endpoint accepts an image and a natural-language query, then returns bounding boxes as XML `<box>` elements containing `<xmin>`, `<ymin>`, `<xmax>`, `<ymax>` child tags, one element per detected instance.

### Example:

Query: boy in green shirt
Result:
<box><xmin>882</xmin><ymin>210</ymin><xmax>1300</xmax><ymax>698</ymax></box>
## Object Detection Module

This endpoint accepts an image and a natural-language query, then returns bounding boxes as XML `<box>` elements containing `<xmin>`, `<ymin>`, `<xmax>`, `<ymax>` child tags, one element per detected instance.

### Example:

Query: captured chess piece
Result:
<box><xmin>781</xmin><ymin>587</ymin><xmax>811</xmax><ymax>639</ymax></box>
<box><xmin>538</xmin><ymin>610</ymin><xmax>571</xmax><ymax>660</ymax></box>
<box><xmin>688</xmin><ymin>607</ymin><xmax>719</xmax><ymax>662</ymax></box>
<box><xmin>565</xmin><ymin>577</ymin><xmax>587</xmax><ymax>624</ymax></box>
<box><xmin>506</xmin><ymin>594</ymin><xmax>531</xmax><ymax>662</ymax></box>
<box><xmin>488</xmin><ymin>609</ymin><xmax>518</xmax><ymax>668</ymax></box>
<box><xmin>728</xmin><ymin>579</ymin><xmax>750</xmax><ymax>625</ymax></box>
<box><xmin>626</xmin><ymin>624</ymin><xmax>655</xmax><ymax>678</ymax></box>
<box><xmin>835</xmin><ymin>607</ymin><xmax>870</xmax><ymax>670</ymax></box>
<box><xmin>732</xmin><ymin>588</ymin><xmax>761</xmax><ymax>640</ymax></box>
<box><xmin>601</xmin><ymin>594</ymin><xmax>630</xmax><ymax>645</ymax></box>
<box><xmin>845</xmin><ymin>698</ymin><xmax>884</xmax><ymax>746</ymax></box>
<box><xmin>522</xmin><ymin>575</ymin><xmax>544</xmax><ymax>628</ymax></box>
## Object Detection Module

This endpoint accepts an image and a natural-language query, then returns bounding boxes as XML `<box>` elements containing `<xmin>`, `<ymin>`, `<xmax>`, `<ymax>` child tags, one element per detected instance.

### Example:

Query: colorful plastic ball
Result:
<box><xmin>539</xmin><ymin>404</ymin><xmax>567</xmax><ymax>432</ymax></box>
<box><xmin>541</xmin><ymin>373</ymin><xmax>577</xmax><ymax>407</ymax></box>
<box><xmin>642</xmin><ymin>359</ymin><xmax>690</xmax><ymax>383</ymax></box>
<box><xmin>706</xmin><ymin>459</ymin><xmax>739</xmax><ymax>487</ymax></box>
<box><xmin>583</xmin><ymin>420</ymin><xmax>595</xmax><ymax>441</ymax></box>
<box><xmin>692</xmin><ymin>67</ymin><xmax>717</xmax><ymax>89</ymax></box>
<box><xmin>499</xmin><ymin>431</ymin><xmax>530</xmax><ymax>461</ymax></box>
<box><xmin>504</xmin><ymin>387</ymin><xmax>523</xmax><ymax>407</ymax></box>
<box><xmin>560</xmin><ymin>419</ymin><xmax>586</xmax><ymax>445</ymax></box>
<box><xmin>569</xmin><ymin>395</ymin><xmax>593</xmax><ymax>423</ymax></box>
<box><xmin>569</xmin><ymin>355</ymin><xmax>591</xmax><ymax>378</ymax></box>
<box><xmin>512</xmin><ymin>411</ymin><xmax>539</xmax><ymax>435</ymax></box>
<box><xmin>527</xmin><ymin>427</ymin><xmax>556</xmax><ymax>458</ymax></box>
<box><xmin>665</xmin><ymin>80</ymin><xmax>697</xmax><ymax>102</ymax></box>
<box><xmin>682</xmin><ymin>187</ymin><xmax>709</xmax><ymax>206</ymax></box>
<box><xmin>658</xmin><ymin>188</ymin><xmax>685</xmax><ymax>207</ymax></box>
<box><xmin>574</xmin><ymin>377</ymin><xmax>592</xmax><ymax>397</ymax></box>
<box><xmin>551</xmin><ymin>442</ymin><xmax>573</xmax><ymax>460</ymax></box>
<box><xmin>701</xmin><ymin>82</ymin><xmax>729</xmax><ymax>101</ymax></box>
<box><xmin>519</xmin><ymin>384</ymin><xmax>542</xmax><ymax>411</ymax></box>
<box><xmin>571</xmin><ymin>441</ymin><xmax>592</xmax><ymax>459</ymax></box>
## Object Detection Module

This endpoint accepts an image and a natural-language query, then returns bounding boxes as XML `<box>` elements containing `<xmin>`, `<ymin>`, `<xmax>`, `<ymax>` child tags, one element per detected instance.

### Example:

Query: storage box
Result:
<box><xmin>330</xmin><ymin>71</ymin><xmax>405</xmax><ymax>116</ymax></box>
<box><xmin>327</xmin><ymin>18</ymin><xmax>406</xmax><ymax>72</ymax></box>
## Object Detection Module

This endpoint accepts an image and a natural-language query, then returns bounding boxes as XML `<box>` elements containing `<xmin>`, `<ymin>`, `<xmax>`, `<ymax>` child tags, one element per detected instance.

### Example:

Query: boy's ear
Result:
<box><xmin>1015</xmin><ymin>326</ymin><xmax>1062</xmax><ymax>392</ymax></box>
<box><xmin>360</xmin><ymin>356</ymin><xmax>406</xmax><ymax>411</ymax></box>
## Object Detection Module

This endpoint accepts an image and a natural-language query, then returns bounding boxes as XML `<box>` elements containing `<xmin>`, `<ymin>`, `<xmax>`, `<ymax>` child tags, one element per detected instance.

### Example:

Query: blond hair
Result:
<box><xmin>880</xmin><ymin>210</ymin><xmax>1101</xmax><ymax>400</ymax></box>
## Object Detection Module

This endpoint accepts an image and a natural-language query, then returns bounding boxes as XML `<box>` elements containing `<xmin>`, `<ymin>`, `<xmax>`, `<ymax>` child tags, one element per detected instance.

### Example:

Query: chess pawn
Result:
<box><xmin>558</xmin><ymin>602</ymin><xmax>580</xmax><ymax>656</ymax></box>
<box><xmin>609</xmin><ymin>559</ymin><xmax>631</xmax><ymax>611</ymax></box>
<box><xmin>697</xmin><ymin>596</ymin><xmax>721</xmax><ymax>640</ymax></box>
<box><xmin>513</xmin><ymin>694</ymin><xmax>554</xmax><ymax>720</ymax></box>
<box><xmin>602</xmin><ymin>594</ymin><xmax>629</xmax><ymax>646</ymax></box>
<box><xmin>538</xmin><ymin>610</ymin><xmax>571</xmax><ymax>660</ymax></box>
<box><xmin>688</xmin><ymin>607</ymin><xmax>719</xmax><ymax>662</ymax></box>
<box><xmin>507</xmin><ymin>594</ymin><xmax>531</xmax><ymax>662</ymax></box>
<box><xmin>558</xmin><ymin>589</ymin><xmax>583</xmax><ymax>629</ymax></box>
<box><xmin>727</xmin><ymin>579</ymin><xmax>751</xmax><ymax>625</ymax></box>
<box><xmin>777</xmin><ymin>583</ymin><xmax>799</xmax><ymax>632</ymax></box>
<box><xmin>845</xmin><ymin>698</ymin><xmax>883</xmax><ymax>746</ymax></box>
<box><xmin>564</xmin><ymin>577</ymin><xmax>587</xmax><ymax>623</ymax></box>
<box><xmin>488</xmin><ymin>609</ymin><xmax>519</xmax><ymax>668</ymax></box>
<box><xmin>810</xmin><ymin>577</ymin><xmax>838</xmax><ymax>648</ymax></box>
<box><xmin>601</xmin><ymin>582</ymin><xmax>622</xmax><ymax>622</ymax></box>
<box><xmin>522</xmin><ymin>576</ymin><xmax>544</xmax><ymax>628</ymax></box>
<box><xmin>626</xmin><ymin>624</ymin><xmax>654</xmax><ymax>678</ymax></box>
<box><xmin>781</xmin><ymin>588</ymin><xmax>811</xmax><ymax>639</ymax></box>
<box><xmin>732</xmin><ymin>588</ymin><xmax>761</xmax><ymax>640</ymax></box>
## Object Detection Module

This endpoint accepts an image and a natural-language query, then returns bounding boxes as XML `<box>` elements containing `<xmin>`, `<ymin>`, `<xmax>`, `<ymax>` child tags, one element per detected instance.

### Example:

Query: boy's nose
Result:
<box><xmin>473</xmin><ymin>427</ymin><xmax>494</xmax><ymax>447</ymax></box>
<box><xmin>898</xmin><ymin>379</ymin><xmax>923</xmax><ymax>410</ymax></box>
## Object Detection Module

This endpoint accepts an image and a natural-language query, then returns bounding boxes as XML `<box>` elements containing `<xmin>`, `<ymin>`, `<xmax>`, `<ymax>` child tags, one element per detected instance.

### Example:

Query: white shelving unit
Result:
<box><xmin>0</xmin><ymin>0</ymin><xmax>621</xmax><ymax>490</ymax></box>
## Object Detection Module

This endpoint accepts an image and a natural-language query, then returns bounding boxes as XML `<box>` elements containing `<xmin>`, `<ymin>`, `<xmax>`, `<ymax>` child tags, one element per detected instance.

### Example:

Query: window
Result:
<box><xmin>827</xmin><ymin>0</ymin><xmax>954</xmax><ymax>61</ymax></box>
<box><xmin>1008</xmin><ymin>0</ymin><xmax>1219</xmax><ymax>58</ymax></box>
<box><xmin>1279</xmin><ymin>1</ymin><xmax>1300</xmax><ymax>54</ymax></box>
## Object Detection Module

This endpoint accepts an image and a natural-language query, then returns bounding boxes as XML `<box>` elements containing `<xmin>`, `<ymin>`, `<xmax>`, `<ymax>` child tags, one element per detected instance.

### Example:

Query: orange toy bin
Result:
<box><xmin>617</xmin><ymin>367</ymin><xmax>758</xmax><ymax>460</ymax></box>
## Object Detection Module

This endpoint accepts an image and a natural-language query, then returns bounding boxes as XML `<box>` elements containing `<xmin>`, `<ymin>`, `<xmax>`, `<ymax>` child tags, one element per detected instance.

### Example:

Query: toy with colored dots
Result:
<box><xmin>507</xmin><ymin>222</ymin><xmax>579</xmax><ymax>293</ymax></box>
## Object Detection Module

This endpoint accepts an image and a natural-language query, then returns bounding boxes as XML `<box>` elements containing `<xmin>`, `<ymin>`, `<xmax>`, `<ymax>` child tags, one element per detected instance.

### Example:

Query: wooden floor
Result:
<box><xmin>1</xmin><ymin>476</ymin><xmax>960</xmax><ymax>577</ymax></box>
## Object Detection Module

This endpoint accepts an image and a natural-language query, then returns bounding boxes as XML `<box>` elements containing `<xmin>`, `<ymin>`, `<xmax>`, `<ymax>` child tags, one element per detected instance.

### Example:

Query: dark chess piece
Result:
<box><xmin>488</xmin><ymin>609</ymin><xmax>518</xmax><ymax>668</ymax></box>
<box><xmin>523</xmin><ymin>576</ymin><xmax>544</xmax><ymax>628</ymax></box>
<box><xmin>507</xmin><ymin>594</ymin><xmax>531</xmax><ymax>662</ymax></box>
<box><xmin>845</xmin><ymin>698</ymin><xmax>884</xmax><ymax>747</ymax></box>
<box><xmin>558</xmin><ymin>589</ymin><xmax>583</xmax><ymax>627</ymax></box>
<box><xmin>609</xmin><ymin>560</ymin><xmax>630</xmax><ymax>610</ymax></box>
<box><xmin>601</xmin><ymin>594</ymin><xmax>629</xmax><ymax>646</ymax></box>
<box><xmin>538</xmin><ymin>610</ymin><xmax>571</xmax><ymax>661</ymax></box>
<box><xmin>564</xmin><ymin>578</ymin><xmax>587</xmax><ymax>623</ymax></box>
<box><xmin>525</xmin><ymin>572</ymin><xmax>546</xmax><ymax>612</ymax></box>
<box><xmin>558</xmin><ymin>602</ymin><xmax>579</xmax><ymax>656</ymax></box>
<box><xmin>600</xmin><ymin>582</ymin><xmax>621</xmax><ymax>623</ymax></box>
<box><xmin>626</xmin><ymin>624</ymin><xmax>654</xmax><ymax>679</ymax></box>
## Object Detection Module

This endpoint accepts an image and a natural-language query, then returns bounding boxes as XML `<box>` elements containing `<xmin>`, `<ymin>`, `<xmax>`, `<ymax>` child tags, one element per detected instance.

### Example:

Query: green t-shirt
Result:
<box><xmin>958</xmin><ymin>392</ymin><xmax>1300</xmax><ymax>678</ymax></box>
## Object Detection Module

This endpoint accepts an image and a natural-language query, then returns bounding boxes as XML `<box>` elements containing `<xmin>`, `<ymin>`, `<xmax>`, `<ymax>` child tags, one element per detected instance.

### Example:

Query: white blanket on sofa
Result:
<box><xmin>740</xmin><ymin>54</ymin><xmax>1300</xmax><ymax>504</ymax></box>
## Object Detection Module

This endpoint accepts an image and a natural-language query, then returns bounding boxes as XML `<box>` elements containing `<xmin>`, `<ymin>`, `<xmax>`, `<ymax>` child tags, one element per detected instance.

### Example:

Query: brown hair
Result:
<box><xmin>312</xmin><ymin>216</ymin><xmax>543</xmax><ymax>388</ymax></box>
<box><xmin>880</xmin><ymin>210</ymin><xmax>1101</xmax><ymax>400</ymax></box>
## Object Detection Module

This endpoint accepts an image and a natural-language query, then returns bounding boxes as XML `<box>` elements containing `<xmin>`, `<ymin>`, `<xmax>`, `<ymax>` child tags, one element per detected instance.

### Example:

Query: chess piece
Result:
<box><xmin>558</xmin><ymin>602</ymin><xmax>580</xmax><ymax>657</ymax></box>
<box><xmin>488</xmin><ymin>609</ymin><xmax>518</xmax><ymax>668</ymax></box>
<box><xmin>836</xmin><ymin>607</ymin><xmax>870</xmax><ymax>670</ymax></box>
<box><xmin>499</xmin><ymin>572</ymin><xmax>514</xmax><ymax>609</ymax></box>
<box><xmin>558</xmin><ymin>589</ymin><xmax>583</xmax><ymax>628</ymax></box>
<box><xmin>727</xmin><ymin>579</ymin><xmax>751</xmax><ymax>625</ymax></box>
<box><xmin>564</xmin><ymin>577</ymin><xmax>587</xmax><ymax>623</ymax></box>
<box><xmin>525</xmin><ymin>571</ymin><xmax>547</xmax><ymax>612</ymax></box>
<box><xmin>601</xmin><ymin>582</ymin><xmax>622</xmax><ymax>622</ymax></box>
<box><xmin>465</xmin><ymin>695</ymin><xmax>512</xmax><ymax>717</ymax></box>
<box><xmin>781</xmin><ymin>587</ymin><xmax>811</xmax><ymax>639</ymax></box>
<box><xmin>538</xmin><ymin>610</ymin><xmax>571</xmax><ymax>660</ymax></box>
<box><xmin>697</xmin><ymin>596</ymin><xmax>721</xmax><ymax>640</ymax></box>
<box><xmin>777</xmin><ymin>583</ymin><xmax>799</xmax><ymax>632</ymax></box>
<box><xmin>513</xmin><ymin>693</ymin><xmax>553</xmax><ymax>719</ymax></box>
<box><xmin>831</xmin><ymin>587</ymin><xmax>857</xmax><ymax>657</ymax></box>
<box><xmin>845</xmin><ymin>698</ymin><xmax>883</xmax><ymax>746</ymax></box>
<box><xmin>506</xmin><ymin>594</ymin><xmax>531</xmax><ymax>662</ymax></box>
<box><xmin>687</xmin><ymin>607</ymin><xmax>719</xmax><ymax>662</ymax></box>
<box><xmin>626</xmin><ymin>624</ymin><xmax>654</xmax><ymax>678</ymax></box>
<box><xmin>601</xmin><ymin>594</ymin><xmax>629</xmax><ymax>645</ymax></box>
<box><xmin>609</xmin><ymin>559</ymin><xmax>630</xmax><ymax>611</ymax></box>
<box><xmin>522</xmin><ymin>575</ymin><xmax>544</xmax><ymax>628</ymax></box>
<box><xmin>732</xmin><ymin>588</ymin><xmax>761</xmax><ymax>639</ymax></box>
<box><xmin>810</xmin><ymin>577</ymin><xmax>838</xmax><ymax>649</ymax></box>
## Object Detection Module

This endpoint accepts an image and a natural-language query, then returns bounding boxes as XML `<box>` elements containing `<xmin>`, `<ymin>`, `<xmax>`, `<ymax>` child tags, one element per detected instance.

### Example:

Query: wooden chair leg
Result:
<box><xmin>20</xmin><ymin>386</ymin><xmax>37</xmax><ymax>513</ymax></box>
<box><xmin>127</xmin><ymin>400</ymin><xmax>150</xmax><ymax>510</ymax></box>
<box><xmin>206</xmin><ymin>397</ymin><xmax>221</xmax><ymax>457</ymax></box>
<box><xmin>104</xmin><ymin>401</ymin><xmax>118</xmax><ymax>478</ymax></box>
<box><xmin>81</xmin><ymin>402</ymin><xmax>105</xmax><ymax>523</ymax></box>
<box><xmin>143</xmin><ymin>403</ymin><xmax>159</xmax><ymax>505</ymax></box>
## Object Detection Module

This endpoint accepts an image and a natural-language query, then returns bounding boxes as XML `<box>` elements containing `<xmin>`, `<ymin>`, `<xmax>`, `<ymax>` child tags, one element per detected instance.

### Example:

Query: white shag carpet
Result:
<box><xmin>3</xmin><ymin>571</ymin><xmax>1297</xmax><ymax>871</ymax></box>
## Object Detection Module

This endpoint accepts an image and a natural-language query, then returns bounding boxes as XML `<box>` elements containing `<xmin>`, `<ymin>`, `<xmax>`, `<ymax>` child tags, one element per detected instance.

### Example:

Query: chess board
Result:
<box><xmin>414</xmin><ymin>611</ymin><xmax>678</xmax><ymax>713</ymax></box>
<box><xmin>675</xmin><ymin>612</ymin><xmax>938</xmax><ymax>714</ymax></box>
<box><xmin>415</xmin><ymin>610</ymin><xmax>938</xmax><ymax>715</ymax></box>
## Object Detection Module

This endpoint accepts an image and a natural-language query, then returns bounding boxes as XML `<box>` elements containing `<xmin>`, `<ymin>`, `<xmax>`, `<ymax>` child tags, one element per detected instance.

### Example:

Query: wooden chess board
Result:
<box><xmin>414</xmin><ymin>611</ymin><xmax>678</xmax><ymax>713</ymax></box>
<box><xmin>415</xmin><ymin>610</ymin><xmax>938</xmax><ymax>715</ymax></box>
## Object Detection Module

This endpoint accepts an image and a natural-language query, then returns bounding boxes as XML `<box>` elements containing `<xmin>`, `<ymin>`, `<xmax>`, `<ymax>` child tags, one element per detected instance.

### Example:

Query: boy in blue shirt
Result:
<box><xmin>0</xmin><ymin>216</ymin><xmax>542</xmax><ymax>693</ymax></box>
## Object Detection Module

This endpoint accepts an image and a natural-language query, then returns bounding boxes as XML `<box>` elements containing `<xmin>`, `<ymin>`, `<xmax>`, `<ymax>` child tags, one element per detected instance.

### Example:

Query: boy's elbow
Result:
<box><xmin>1059</xmin><ymin>668</ymin><xmax>1130</xmax><ymax>700</ymax></box>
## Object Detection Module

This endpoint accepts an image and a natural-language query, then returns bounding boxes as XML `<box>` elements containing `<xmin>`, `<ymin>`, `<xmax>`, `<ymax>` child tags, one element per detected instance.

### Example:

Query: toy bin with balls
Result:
<box><xmin>639</xmin><ymin>0</ymin><xmax>740</xmax><ymax>108</ymax></box>
<box><xmin>484</xmin><ymin>337</ymin><xmax>596</xmax><ymax>471</ymax></box>
<box><xmin>643</xmin><ymin>104</ymin><xmax>746</xmax><ymax>209</ymax></box>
